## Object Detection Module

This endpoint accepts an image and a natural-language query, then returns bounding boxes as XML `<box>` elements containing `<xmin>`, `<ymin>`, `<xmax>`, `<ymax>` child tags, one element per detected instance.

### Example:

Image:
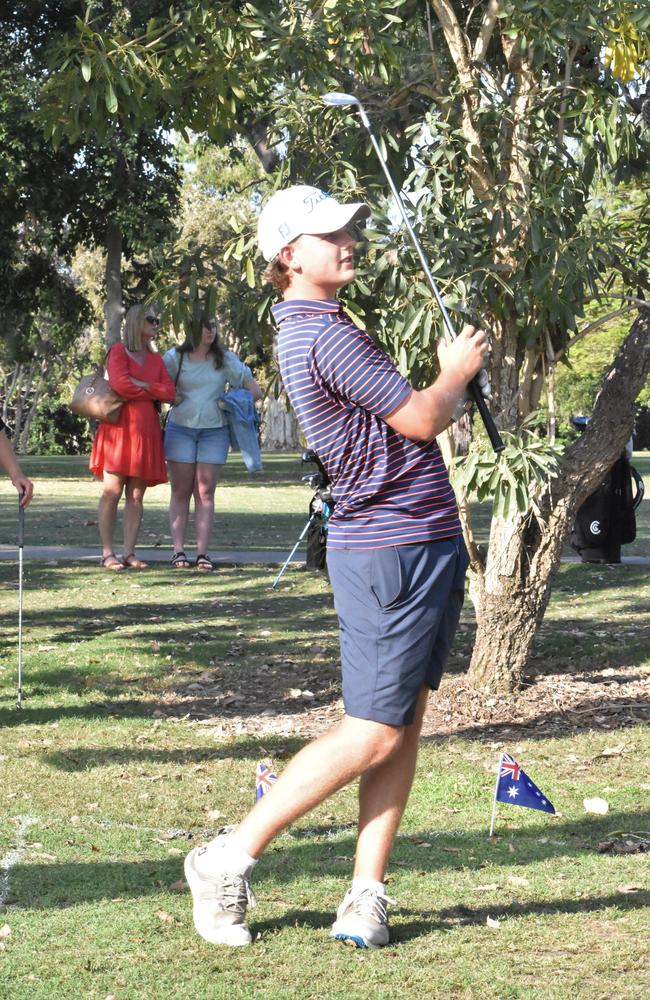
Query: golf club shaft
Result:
<box><xmin>271</xmin><ymin>512</ymin><xmax>318</xmax><ymax>589</ymax></box>
<box><xmin>354</xmin><ymin>105</ymin><xmax>504</xmax><ymax>453</ymax></box>
<box><xmin>17</xmin><ymin>498</ymin><xmax>24</xmax><ymax>709</ymax></box>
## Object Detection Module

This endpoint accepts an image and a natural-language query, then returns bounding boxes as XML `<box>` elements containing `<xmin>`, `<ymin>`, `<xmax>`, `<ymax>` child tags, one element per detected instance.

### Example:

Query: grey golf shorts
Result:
<box><xmin>327</xmin><ymin>536</ymin><xmax>469</xmax><ymax>727</ymax></box>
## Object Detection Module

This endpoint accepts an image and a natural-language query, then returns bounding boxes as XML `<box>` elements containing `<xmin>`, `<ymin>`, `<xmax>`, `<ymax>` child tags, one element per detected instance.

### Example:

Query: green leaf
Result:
<box><xmin>105</xmin><ymin>83</ymin><xmax>118</xmax><ymax>114</ymax></box>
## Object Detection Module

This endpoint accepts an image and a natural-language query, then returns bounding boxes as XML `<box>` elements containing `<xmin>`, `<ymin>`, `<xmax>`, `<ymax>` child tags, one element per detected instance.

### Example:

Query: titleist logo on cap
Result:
<box><xmin>303</xmin><ymin>190</ymin><xmax>331</xmax><ymax>213</ymax></box>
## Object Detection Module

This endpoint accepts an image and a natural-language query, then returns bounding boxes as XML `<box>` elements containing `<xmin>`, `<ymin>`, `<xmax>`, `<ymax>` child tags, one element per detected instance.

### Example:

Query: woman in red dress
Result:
<box><xmin>90</xmin><ymin>305</ymin><xmax>176</xmax><ymax>570</ymax></box>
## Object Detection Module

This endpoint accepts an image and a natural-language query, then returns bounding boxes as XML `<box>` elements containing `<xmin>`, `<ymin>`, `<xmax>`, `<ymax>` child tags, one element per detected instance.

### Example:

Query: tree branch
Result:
<box><xmin>554</xmin><ymin>302</ymin><xmax>647</xmax><ymax>363</ymax></box>
<box><xmin>472</xmin><ymin>0</ymin><xmax>500</xmax><ymax>64</ymax></box>
<box><xmin>429</xmin><ymin>0</ymin><xmax>494</xmax><ymax>199</ymax></box>
<box><xmin>557</xmin><ymin>42</ymin><xmax>578</xmax><ymax>146</ymax></box>
<box><xmin>555</xmin><ymin>307</ymin><xmax>650</xmax><ymax>509</ymax></box>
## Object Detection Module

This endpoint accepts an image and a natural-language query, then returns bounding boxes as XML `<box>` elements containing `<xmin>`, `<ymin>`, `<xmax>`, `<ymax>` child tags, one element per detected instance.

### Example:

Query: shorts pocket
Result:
<box><xmin>370</xmin><ymin>546</ymin><xmax>405</xmax><ymax>609</ymax></box>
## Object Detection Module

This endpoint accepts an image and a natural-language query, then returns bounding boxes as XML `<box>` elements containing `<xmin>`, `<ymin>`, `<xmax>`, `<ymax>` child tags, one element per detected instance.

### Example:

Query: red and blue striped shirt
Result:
<box><xmin>273</xmin><ymin>298</ymin><xmax>461</xmax><ymax>550</ymax></box>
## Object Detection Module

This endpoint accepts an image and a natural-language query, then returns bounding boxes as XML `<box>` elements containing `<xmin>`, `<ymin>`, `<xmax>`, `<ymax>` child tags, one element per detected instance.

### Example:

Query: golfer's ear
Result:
<box><xmin>278</xmin><ymin>241</ymin><xmax>301</xmax><ymax>272</ymax></box>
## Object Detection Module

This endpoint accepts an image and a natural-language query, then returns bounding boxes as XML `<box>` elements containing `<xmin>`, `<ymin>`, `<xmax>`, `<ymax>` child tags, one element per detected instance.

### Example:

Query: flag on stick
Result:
<box><xmin>255</xmin><ymin>758</ymin><xmax>278</xmax><ymax>801</ymax></box>
<box><xmin>489</xmin><ymin>753</ymin><xmax>555</xmax><ymax>836</ymax></box>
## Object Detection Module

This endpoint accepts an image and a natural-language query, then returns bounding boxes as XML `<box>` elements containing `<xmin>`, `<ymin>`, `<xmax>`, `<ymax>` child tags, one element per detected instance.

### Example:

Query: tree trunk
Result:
<box><xmin>261</xmin><ymin>394</ymin><xmax>302</xmax><ymax>451</ymax></box>
<box><xmin>104</xmin><ymin>221</ymin><xmax>123</xmax><ymax>347</ymax></box>
<box><xmin>11</xmin><ymin>362</ymin><xmax>36</xmax><ymax>452</ymax></box>
<box><xmin>17</xmin><ymin>382</ymin><xmax>43</xmax><ymax>454</ymax></box>
<box><xmin>1</xmin><ymin>364</ymin><xmax>20</xmax><ymax>423</ymax></box>
<box><xmin>467</xmin><ymin>308</ymin><xmax>650</xmax><ymax>691</ymax></box>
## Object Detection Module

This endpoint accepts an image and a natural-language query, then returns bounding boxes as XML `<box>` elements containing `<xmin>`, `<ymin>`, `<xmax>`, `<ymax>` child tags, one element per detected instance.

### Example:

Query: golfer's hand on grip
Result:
<box><xmin>437</xmin><ymin>324</ymin><xmax>489</xmax><ymax>384</ymax></box>
<box><xmin>384</xmin><ymin>324</ymin><xmax>490</xmax><ymax>442</ymax></box>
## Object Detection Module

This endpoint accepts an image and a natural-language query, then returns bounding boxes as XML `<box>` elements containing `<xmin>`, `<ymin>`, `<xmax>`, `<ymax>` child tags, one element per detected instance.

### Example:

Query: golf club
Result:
<box><xmin>16</xmin><ymin>495</ymin><xmax>24</xmax><ymax>710</ymax></box>
<box><xmin>322</xmin><ymin>91</ymin><xmax>504</xmax><ymax>454</ymax></box>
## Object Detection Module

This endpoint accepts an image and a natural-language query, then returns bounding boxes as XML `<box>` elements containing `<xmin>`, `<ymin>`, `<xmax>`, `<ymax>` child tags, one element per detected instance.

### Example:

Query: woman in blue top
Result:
<box><xmin>163</xmin><ymin>316</ymin><xmax>262</xmax><ymax>570</ymax></box>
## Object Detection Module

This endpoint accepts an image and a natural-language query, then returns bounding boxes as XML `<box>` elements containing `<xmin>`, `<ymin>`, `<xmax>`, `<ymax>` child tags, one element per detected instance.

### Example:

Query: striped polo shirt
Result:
<box><xmin>273</xmin><ymin>298</ymin><xmax>461</xmax><ymax>549</ymax></box>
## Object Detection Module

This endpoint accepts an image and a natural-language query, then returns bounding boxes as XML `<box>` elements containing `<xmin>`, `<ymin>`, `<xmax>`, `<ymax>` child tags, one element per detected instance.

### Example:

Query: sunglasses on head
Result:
<box><xmin>145</xmin><ymin>315</ymin><xmax>160</xmax><ymax>325</ymax></box>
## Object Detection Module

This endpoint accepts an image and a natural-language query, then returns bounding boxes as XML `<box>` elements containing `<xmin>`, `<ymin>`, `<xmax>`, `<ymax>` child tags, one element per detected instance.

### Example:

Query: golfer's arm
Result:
<box><xmin>383</xmin><ymin>370</ymin><xmax>467</xmax><ymax>442</ymax></box>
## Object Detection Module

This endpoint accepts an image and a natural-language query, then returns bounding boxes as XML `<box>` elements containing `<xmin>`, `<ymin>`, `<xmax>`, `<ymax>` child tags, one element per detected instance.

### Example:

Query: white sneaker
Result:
<box><xmin>184</xmin><ymin>841</ymin><xmax>256</xmax><ymax>946</ymax></box>
<box><xmin>330</xmin><ymin>885</ymin><xmax>396</xmax><ymax>949</ymax></box>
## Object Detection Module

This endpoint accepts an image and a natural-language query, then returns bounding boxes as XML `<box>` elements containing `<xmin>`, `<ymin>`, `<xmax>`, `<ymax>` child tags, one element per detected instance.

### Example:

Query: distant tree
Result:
<box><xmin>1</xmin><ymin>2</ymin><xmax>183</xmax><ymax>350</ymax></box>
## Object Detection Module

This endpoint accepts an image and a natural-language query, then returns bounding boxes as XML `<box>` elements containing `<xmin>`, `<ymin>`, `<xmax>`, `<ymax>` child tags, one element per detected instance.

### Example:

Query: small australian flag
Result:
<box><xmin>495</xmin><ymin>753</ymin><xmax>555</xmax><ymax>814</ymax></box>
<box><xmin>255</xmin><ymin>758</ymin><xmax>278</xmax><ymax>801</ymax></box>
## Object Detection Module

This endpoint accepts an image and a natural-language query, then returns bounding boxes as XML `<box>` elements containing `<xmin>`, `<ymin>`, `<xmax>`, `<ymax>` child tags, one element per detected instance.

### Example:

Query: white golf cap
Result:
<box><xmin>257</xmin><ymin>184</ymin><xmax>371</xmax><ymax>261</ymax></box>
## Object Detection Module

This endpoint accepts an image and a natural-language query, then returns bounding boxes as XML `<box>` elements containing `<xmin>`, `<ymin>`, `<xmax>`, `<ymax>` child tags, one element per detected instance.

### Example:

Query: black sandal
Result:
<box><xmin>171</xmin><ymin>551</ymin><xmax>191</xmax><ymax>568</ymax></box>
<box><xmin>195</xmin><ymin>554</ymin><xmax>214</xmax><ymax>571</ymax></box>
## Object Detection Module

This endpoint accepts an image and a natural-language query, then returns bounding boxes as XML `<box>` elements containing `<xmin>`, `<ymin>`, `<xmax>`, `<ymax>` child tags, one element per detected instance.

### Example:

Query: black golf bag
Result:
<box><xmin>303</xmin><ymin>450</ymin><xmax>334</xmax><ymax>571</ymax></box>
<box><xmin>570</xmin><ymin>452</ymin><xmax>644</xmax><ymax>563</ymax></box>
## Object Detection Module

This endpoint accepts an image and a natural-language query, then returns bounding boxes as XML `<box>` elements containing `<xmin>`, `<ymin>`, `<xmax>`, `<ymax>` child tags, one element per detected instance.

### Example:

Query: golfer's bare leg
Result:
<box><xmin>234</xmin><ymin>714</ymin><xmax>404</xmax><ymax>858</ymax></box>
<box><xmin>353</xmin><ymin>684</ymin><xmax>429</xmax><ymax>881</ymax></box>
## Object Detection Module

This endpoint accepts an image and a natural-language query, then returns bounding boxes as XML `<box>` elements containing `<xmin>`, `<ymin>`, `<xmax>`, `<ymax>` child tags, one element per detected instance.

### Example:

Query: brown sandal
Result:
<box><xmin>123</xmin><ymin>553</ymin><xmax>148</xmax><ymax>569</ymax></box>
<box><xmin>101</xmin><ymin>553</ymin><xmax>124</xmax><ymax>571</ymax></box>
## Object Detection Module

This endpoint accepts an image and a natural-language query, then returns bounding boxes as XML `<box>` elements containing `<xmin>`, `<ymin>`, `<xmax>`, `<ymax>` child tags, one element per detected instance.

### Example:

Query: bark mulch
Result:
<box><xmin>162</xmin><ymin>654</ymin><xmax>649</xmax><ymax>744</ymax></box>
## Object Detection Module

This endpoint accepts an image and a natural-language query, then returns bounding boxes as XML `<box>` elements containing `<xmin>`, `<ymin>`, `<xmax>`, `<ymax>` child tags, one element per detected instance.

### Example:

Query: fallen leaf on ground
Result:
<box><xmin>507</xmin><ymin>876</ymin><xmax>530</xmax><ymax>887</ymax></box>
<box><xmin>206</xmin><ymin>809</ymin><xmax>223</xmax><ymax>821</ymax></box>
<box><xmin>596</xmin><ymin>745</ymin><xmax>626</xmax><ymax>758</ymax></box>
<box><xmin>583</xmin><ymin>796</ymin><xmax>609</xmax><ymax>814</ymax></box>
<box><xmin>169</xmin><ymin>879</ymin><xmax>188</xmax><ymax>891</ymax></box>
<box><xmin>156</xmin><ymin>910</ymin><xmax>175</xmax><ymax>924</ymax></box>
<box><xmin>0</xmin><ymin>925</ymin><xmax>11</xmax><ymax>939</ymax></box>
<box><xmin>619</xmin><ymin>884</ymin><xmax>646</xmax><ymax>894</ymax></box>
<box><xmin>474</xmin><ymin>883</ymin><xmax>499</xmax><ymax>892</ymax></box>
<box><xmin>486</xmin><ymin>916</ymin><xmax>501</xmax><ymax>929</ymax></box>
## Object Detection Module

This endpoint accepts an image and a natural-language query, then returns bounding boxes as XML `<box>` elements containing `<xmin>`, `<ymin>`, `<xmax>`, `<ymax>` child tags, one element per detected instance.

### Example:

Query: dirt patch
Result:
<box><xmin>162</xmin><ymin>658</ymin><xmax>649</xmax><ymax>743</ymax></box>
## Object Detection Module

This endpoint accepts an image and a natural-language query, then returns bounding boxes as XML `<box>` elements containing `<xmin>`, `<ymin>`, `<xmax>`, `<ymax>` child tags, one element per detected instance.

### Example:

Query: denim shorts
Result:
<box><xmin>164</xmin><ymin>421</ymin><xmax>230</xmax><ymax>465</ymax></box>
<box><xmin>326</xmin><ymin>536</ymin><xmax>469</xmax><ymax>726</ymax></box>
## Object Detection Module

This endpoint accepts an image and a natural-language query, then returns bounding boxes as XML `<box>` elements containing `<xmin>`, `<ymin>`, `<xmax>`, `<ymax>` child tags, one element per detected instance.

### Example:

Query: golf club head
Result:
<box><xmin>322</xmin><ymin>91</ymin><xmax>360</xmax><ymax>108</ymax></box>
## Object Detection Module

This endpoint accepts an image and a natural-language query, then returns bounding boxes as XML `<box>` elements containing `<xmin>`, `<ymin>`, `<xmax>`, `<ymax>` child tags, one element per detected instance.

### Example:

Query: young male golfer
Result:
<box><xmin>185</xmin><ymin>184</ymin><xmax>489</xmax><ymax>949</ymax></box>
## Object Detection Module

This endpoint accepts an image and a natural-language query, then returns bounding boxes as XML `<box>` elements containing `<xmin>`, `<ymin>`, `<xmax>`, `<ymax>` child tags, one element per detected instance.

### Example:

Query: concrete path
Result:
<box><xmin>0</xmin><ymin>545</ymin><xmax>649</xmax><ymax>566</ymax></box>
<box><xmin>0</xmin><ymin>545</ymin><xmax>300</xmax><ymax>565</ymax></box>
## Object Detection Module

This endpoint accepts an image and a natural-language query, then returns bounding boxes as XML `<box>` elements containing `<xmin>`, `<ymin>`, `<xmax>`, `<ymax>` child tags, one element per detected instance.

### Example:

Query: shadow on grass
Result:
<box><xmin>42</xmin><ymin>737</ymin><xmax>309</xmax><ymax>769</ymax></box>
<box><xmin>251</xmin><ymin>890</ymin><xmax>650</xmax><ymax>944</ymax></box>
<box><xmin>7</xmin><ymin>810</ymin><xmax>650</xmax><ymax>922</ymax></box>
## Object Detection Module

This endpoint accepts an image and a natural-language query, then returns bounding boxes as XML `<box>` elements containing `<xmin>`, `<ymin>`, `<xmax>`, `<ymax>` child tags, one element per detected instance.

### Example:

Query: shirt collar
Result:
<box><xmin>271</xmin><ymin>298</ymin><xmax>340</xmax><ymax>323</ymax></box>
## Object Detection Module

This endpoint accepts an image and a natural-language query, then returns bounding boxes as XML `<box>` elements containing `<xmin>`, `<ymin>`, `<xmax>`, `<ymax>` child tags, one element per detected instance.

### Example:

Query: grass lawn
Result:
<box><xmin>0</xmin><ymin>452</ymin><xmax>648</xmax><ymax>556</ymax></box>
<box><xmin>0</xmin><ymin>547</ymin><xmax>648</xmax><ymax>999</ymax></box>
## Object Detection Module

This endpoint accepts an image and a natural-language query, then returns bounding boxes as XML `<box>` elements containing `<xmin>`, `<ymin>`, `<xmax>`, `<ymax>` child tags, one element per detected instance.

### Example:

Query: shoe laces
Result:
<box><xmin>343</xmin><ymin>887</ymin><xmax>396</xmax><ymax>924</ymax></box>
<box><xmin>200</xmin><ymin>871</ymin><xmax>256</xmax><ymax>914</ymax></box>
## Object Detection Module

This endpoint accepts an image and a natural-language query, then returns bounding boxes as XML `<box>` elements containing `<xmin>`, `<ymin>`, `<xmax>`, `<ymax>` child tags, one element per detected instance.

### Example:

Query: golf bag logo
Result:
<box><xmin>589</xmin><ymin>520</ymin><xmax>601</xmax><ymax>535</ymax></box>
